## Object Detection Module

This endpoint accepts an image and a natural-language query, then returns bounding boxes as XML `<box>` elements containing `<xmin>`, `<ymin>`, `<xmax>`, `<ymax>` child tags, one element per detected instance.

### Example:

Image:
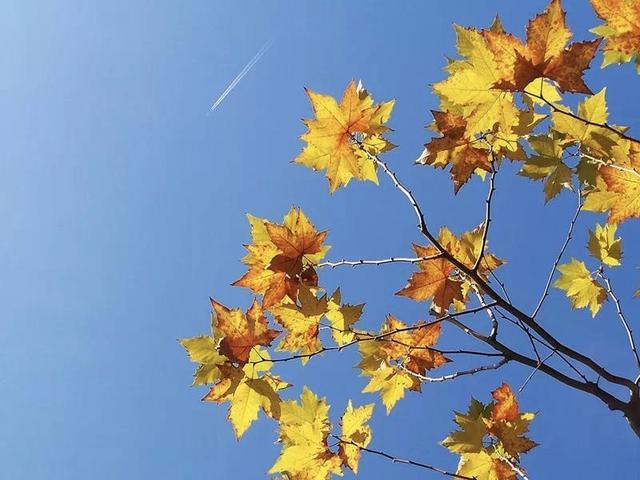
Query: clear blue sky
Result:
<box><xmin>1</xmin><ymin>0</ymin><xmax>639</xmax><ymax>478</ymax></box>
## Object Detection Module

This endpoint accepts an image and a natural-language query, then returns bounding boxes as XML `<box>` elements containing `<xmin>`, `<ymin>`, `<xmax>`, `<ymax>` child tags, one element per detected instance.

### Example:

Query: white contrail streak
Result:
<box><xmin>208</xmin><ymin>40</ymin><xmax>273</xmax><ymax>113</ymax></box>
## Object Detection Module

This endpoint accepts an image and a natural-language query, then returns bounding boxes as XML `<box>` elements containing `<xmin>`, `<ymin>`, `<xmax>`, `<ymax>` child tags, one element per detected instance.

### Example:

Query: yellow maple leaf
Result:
<box><xmin>457</xmin><ymin>450</ymin><xmax>516</xmax><ymax>480</ymax></box>
<box><xmin>234</xmin><ymin>208</ymin><xmax>329</xmax><ymax>308</ymax></box>
<box><xmin>554</xmin><ymin>258</ymin><xmax>607</xmax><ymax>316</ymax></box>
<box><xmin>434</xmin><ymin>25</ymin><xmax>519</xmax><ymax>138</ymax></box>
<box><xmin>587</xmin><ymin>223</ymin><xmax>622</xmax><ymax>266</ymax></box>
<box><xmin>590</xmin><ymin>0</ymin><xmax>640</xmax><ymax>73</ymax></box>
<box><xmin>203</xmin><ymin>348</ymin><xmax>290</xmax><ymax>439</ymax></box>
<box><xmin>270</xmin><ymin>286</ymin><xmax>328</xmax><ymax>363</ymax></box>
<box><xmin>325</xmin><ymin>288</ymin><xmax>363</xmax><ymax>346</ymax></box>
<box><xmin>599</xmin><ymin>164</ymin><xmax>640</xmax><ymax>224</ymax></box>
<box><xmin>361</xmin><ymin>362</ymin><xmax>417</xmax><ymax>414</ymax></box>
<box><xmin>295</xmin><ymin>80</ymin><xmax>395</xmax><ymax>192</ymax></box>
<box><xmin>180</xmin><ymin>335</ymin><xmax>227</xmax><ymax>385</ymax></box>
<box><xmin>442</xmin><ymin>398</ymin><xmax>490</xmax><ymax>454</ymax></box>
<box><xmin>269</xmin><ymin>387</ymin><xmax>343</xmax><ymax>480</ymax></box>
<box><xmin>446</xmin><ymin>385</ymin><xmax>536</xmax><ymax>480</ymax></box>
<box><xmin>338</xmin><ymin>401</ymin><xmax>374</xmax><ymax>473</ymax></box>
<box><xmin>519</xmin><ymin>132</ymin><xmax>573</xmax><ymax>203</ymax></box>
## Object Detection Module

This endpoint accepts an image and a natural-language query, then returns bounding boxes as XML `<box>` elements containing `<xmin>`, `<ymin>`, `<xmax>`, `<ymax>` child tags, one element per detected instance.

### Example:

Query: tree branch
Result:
<box><xmin>318</xmin><ymin>254</ymin><xmax>443</xmax><ymax>268</ymax></box>
<box><xmin>369</xmin><ymin>150</ymin><xmax>635</xmax><ymax>392</ymax></box>
<box><xmin>331</xmin><ymin>436</ymin><xmax>478</xmax><ymax>480</ymax></box>
<box><xmin>400</xmin><ymin>357</ymin><xmax>509</xmax><ymax>383</ymax></box>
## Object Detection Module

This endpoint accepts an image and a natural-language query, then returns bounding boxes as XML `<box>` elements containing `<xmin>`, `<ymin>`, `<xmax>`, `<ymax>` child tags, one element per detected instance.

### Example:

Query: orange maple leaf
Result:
<box><xmin>492</xmin><ymin>0</ymin><xmax>601</xmax><ymax>93</ymax></box>
<box><xmin>380</xmin><ymin>315</ymin><xmax>449</xmax><ymax>376</ymax></box>
<box><xmin>396</xmin><ymin>244</ymin><xmax>464</xmax><ymax>312</ymax></box>
<box><xmin>491</xmin><ymin>383</ymin><xmax>519</xmax><ymax>422</ymax></box>
<box><xmin>233</xmin><ymin>208</ymin><xmax>329</xmax><ymax>308</ymax></box>
<box><xmin>417</xmin><ymin>111</ymin><xmax>492</xmax><ymax>193</ymax></box>
<box><xmin>211</xmin><ymin>298</ymin><xmax>280</xmax><ymax>364</ymax></box>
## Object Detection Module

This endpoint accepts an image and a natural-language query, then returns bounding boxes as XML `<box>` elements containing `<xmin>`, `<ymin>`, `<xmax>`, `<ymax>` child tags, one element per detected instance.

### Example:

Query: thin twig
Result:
<box><xmin>332</xmin><ymin>436</ymin><xmax>477</xmax><ymax>480</ymax></box>
<box><xmin>499</xmin><ymin>455</ymin><xmax>530</xmax><ymax>480</ymax></box>
<box><xmin>445</xmin><ymin>316</ymin><xmax>628</xmax><ymax>413</ymax></box>
<box><xmin>473</xmin><ymin>288</ymin><xmax>498</xmax><ymax>340</ymax></box>
<box><xmin>580</xmin><ymin>152</ymin><xmax>640</xmax><ymax>179</ymax></box>
<box><xmin>600</xmin><ymin>273</ymin><xmax>640</xmax><ymax>372</ymax></box>
<box><xmin>318</xmin><ymin>254</ymin><xmax>442</xmax><ymax>268</ymax></box>
<box><xmin>526</xmin><ymin>90</ymin><xmax>640</xmax><ymax>145</ymax></box>
<box><xmin>531</xmin><ymin>186</ymin><xmax>582</xmax><ymax>319</ymax></box>
<box><xmin>473</xmin><ymin>160</ymin><xmax>497</xmax><ymax>272</ymax></box>
<box><xmin>400</xmin><ymin>357</ymin><xmax>508</xmax><ymax>382</ymax></box>
<box><xmin>518</xmin><ymin>350</ymin><xmax>556</xmax><ymax>393</ymax></box>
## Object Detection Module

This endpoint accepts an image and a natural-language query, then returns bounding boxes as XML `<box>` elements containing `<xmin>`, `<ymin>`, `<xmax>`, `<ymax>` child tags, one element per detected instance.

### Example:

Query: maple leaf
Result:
<box><xmin>487</xmin><ymin>384</ymin><xmax>537</xmax><ymax>459</ymax></box>
<box><xmin>233</xmin><ymin>208</ymin><xmax>330</xmax><ymax>308</ymax></box>
<box><xmin>270</xmin><ymin>286</ymin><xmax>328</xmax><ymax>363</ymax></box>
<box><xmin>442</xmin><ymin>398</ymin><xmax>491</xmax><ymax>454</ymax></box>
<box><xmin>590</xmin><ymin>0</ymin><xmax>640</xmax><ymax>73</ymax></box>
<box><xmin>446</xmin><ymin>385</ymin><xmax>536</xmax><ymax>480</ymax></box>
<box><xmin>180</xmin><ymin>335</ymin><xmax>227</xmax><ymax>385</ymax></box>
<box><xmin>457</xmin><ymin>450</ymin><xmax>516</xmax><ymax>480</ymax></box>
<box><xmin>493</xmin><ymin>0</ymin><xmax>601</xmax><ymax>93</ymax></box>
<box><xmin>519</xmin><ymin>132</ymin><xmax>573</xmax><ymax>202</ymax></box>
<box><xmin>599</xmin><ymin>164</ymin><xmax>640</xmax><ymax>224</ymax></box>
<box><xmin>357</xmin><ymin>315</ymin><xmax>447</xmax><ymax>413</ymax></box>
<box><xmin>338</xmin><ymin>401</ymin><xmax>374</xmax><ymax>474</ymax></box>
<box><xmin>211</xmin><ymin>298</ymin><xmax>280</xmax><ymax>364</ymax></box>
<box><xmin>269</xmin><ymin>387</ymin><xmax>343</xmax><ymax>480</ymax></box>
<box><xmin>295</xmin><ymin>80</ymin><xmax>395</xmax><ymax>192</ymax></box>
<box><xmin>587</xmin><ymin>223</ymin><xmax>622</xmax><ymax>266</ymax></box>
<box><xmin>377</xmin><ymin>315</ymin><xmax>449</xmax><ymax>376</ymax></box>
<box><xmin>434</xmin><ymin>25</ymin><xmax>520</xmax><ymax>140</ymax></box>
<box><xmin>361</xmin><ymin>362</ymin><xmax>418</xmax><ymax>414</ymax></box>
<box><xmin>396</xmin><ymin>244</ymin><xmax>464</xmax><ymax>312</ymax></box>
<box><xmin>325</xmin><ymin>288</ymin><xmax>364</xmax><ymax>346</ymax></box>
<box><xmin>417</xmin><ymin>111</ymin><xmax>492</xmax><ymax>192</ymax></box>
<box><xmin>398</xmin><ymin>226</ymin><xmax>503</xmax><ymax>312</ymax></box>
<box><xmin>203</xmin><ymin>348</ymin><xmax>290</xmax><ymax>439</ymax></box>
<box><xmin>491</xmin><ymin>383</ymin><xmax>519</xmax><ymax>422</ymax></box>
<box><xmin>554</xmin><ymin>258</ymin><xmax>607</xmax><ymax>316</ymax></box>
<box><xmin>551</xmin><ymin>89</ymin><xmax>625</xmax><ymax>162</ymax></box>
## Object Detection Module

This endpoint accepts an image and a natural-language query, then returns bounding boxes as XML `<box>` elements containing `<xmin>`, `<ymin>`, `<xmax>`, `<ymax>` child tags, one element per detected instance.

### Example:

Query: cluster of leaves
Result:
<box><xmin>443</xmin><ymin>384</ymin><xmax>536</xmax><ymax>480</ymax></box>
<box><xmin>182</xmin><ymin>1</ymin><xmax>640</xmax><ymax>479</ymax></box>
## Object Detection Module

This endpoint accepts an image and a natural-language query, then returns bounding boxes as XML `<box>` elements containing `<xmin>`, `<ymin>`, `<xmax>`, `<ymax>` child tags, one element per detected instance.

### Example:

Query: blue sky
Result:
<box><xmin>1</xmin><ymin>0</ymin><xmax>639</xmax><ymax>478</ymax></box>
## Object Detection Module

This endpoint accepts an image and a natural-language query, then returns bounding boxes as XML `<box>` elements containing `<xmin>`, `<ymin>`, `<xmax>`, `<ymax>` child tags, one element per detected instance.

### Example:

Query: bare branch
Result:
<box><xmin>318</xmin><ymin>254</ymin><xmax>442</xmax><ymax>268</ymax></box>
<box><xmin>332</xmin><ymin>436</ymin><xmax>477</xmax><ymax>480</ymax></box>
<box><xmin>580</xmin><ymin>152</ymin><xmax>640</xmax><ymax>179</ymax></box>
<box><xmin>531</xmin><ymin>186</ymin><xmax>582</xmax><ymax>319</ymax></box>
<box><xmin>400</xmin><ymin>357</ymin><xmax>509</xmax><ymax>383</ymax></box>
<box><xmin>358</xmin><ymin>147</ymin><xmax>636</xmax><ymax>403</ymax></box>
<box><xmin>446</xmin><ymin>316</ymin><xmax>628</xmax><ymax>414</ymax></box>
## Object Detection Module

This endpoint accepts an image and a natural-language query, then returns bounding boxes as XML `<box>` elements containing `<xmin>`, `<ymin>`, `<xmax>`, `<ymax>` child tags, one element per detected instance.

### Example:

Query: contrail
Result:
<box><xmin>208</xmin><ymin>40</ymin><xmax>273</xmax><ymax>113</ymax></box>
